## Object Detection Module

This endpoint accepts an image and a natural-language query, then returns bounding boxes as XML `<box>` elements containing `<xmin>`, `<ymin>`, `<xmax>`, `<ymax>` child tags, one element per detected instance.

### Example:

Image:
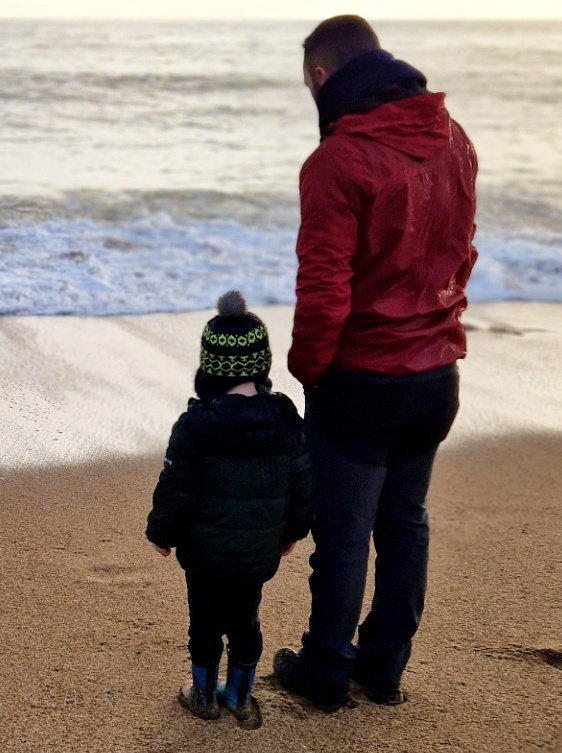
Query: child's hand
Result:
<box><xmin>281</xmin><ymin>541</ymin><xmax>297</xmax><ymax>556</ymax></box>
<box><xmin>151</xmin><ymin>543</ymin><xmax>172</xmax><ymax>557</ymax></box>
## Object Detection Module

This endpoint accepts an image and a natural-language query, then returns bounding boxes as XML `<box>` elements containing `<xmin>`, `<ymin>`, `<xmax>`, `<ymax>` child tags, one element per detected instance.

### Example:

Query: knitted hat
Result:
<box><xmin>199</xmin><ymin>291</ymin><xmax>272</xmax><ymax>379</ymax></box>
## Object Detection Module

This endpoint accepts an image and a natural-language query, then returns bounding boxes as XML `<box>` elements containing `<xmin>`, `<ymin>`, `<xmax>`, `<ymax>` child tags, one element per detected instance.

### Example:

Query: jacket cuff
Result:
<box><xmin>287</xmin><ymin>358</ymin><xmax>326</xmax><ymax>388</ymax></box>
<box><xmin>145</xmin><ymin>527</ymin><xmax>174</xmax><ymax>550</ymax></box>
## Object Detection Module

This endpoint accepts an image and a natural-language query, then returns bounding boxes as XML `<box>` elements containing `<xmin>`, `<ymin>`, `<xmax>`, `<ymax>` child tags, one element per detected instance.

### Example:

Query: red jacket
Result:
<box><xmin>288</xmin><ymin>92</ymin><xmax>478</xmax><ymax>387</ymax></box>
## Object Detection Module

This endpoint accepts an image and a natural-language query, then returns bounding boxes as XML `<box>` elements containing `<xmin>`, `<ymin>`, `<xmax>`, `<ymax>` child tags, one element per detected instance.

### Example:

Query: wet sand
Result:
<box><xmin>1</xmin><ymin>302</ymin><xmax>560</xmax><ymax>752</ymax></box>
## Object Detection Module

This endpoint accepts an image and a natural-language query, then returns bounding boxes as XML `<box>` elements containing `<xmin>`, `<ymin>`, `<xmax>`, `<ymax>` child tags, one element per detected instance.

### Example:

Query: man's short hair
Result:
<box><xmin>303</xmin><ymin>15</ymin><xmax>380</xmax><ymax>73</ymax></box>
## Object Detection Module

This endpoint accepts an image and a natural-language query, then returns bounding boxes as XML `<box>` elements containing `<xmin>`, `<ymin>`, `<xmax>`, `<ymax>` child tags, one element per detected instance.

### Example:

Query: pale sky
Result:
<box><xmin>1</xmin><ymin>0</ymin><xmax>560</xmax><ymax>20</ymax></box>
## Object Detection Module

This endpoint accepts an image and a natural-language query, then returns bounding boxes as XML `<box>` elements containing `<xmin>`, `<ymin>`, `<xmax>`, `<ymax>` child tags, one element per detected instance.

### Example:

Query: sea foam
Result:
<box><xmin>1</xmin><ymin>213</ymin><xmax>560</xmax><ymax>316</ymax></box>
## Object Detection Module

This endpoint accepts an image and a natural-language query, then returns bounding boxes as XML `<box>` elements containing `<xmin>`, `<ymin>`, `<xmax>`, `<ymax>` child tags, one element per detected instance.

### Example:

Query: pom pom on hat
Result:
<box><xmin>217</xmin><ymin>290</ymin><xmax>247</xmax><ymax>317</ymax></box>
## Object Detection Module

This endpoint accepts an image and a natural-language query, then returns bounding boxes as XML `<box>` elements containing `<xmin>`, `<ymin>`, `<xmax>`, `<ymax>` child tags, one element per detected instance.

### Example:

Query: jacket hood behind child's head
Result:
<box><xmin>187</xmin><ymin>389</ymin><xmax>303</xmax><ymax>457</ymax></box>
<box><xmin>195</xmin><ymin>291</ymin><xmax>273</xmax><ymax>401</ymax></box>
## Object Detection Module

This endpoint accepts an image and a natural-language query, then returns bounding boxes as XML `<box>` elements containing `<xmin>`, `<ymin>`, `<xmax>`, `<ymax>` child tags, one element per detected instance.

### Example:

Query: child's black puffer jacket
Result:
<box><xmin>146</xmin><ymin>390</ymin><xmax>312</xmax><ymax>583</ymax></box>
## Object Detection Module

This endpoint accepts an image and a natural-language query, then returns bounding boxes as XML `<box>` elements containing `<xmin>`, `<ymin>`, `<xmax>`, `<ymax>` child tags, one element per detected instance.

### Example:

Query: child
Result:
<box><xmin>146</xmin><ymin>291</ymin><xmax>312</xmax><ymax>730</ymax></box>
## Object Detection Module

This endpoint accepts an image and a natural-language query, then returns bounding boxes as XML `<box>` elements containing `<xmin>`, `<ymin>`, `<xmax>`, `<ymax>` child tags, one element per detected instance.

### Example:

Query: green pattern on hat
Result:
<box><xmin>202</xmin><ymin>323</ymin><xmax>267</xmax><ymax>348</ymax></box>
<box><xmin>200</xmin><ymin>347</ymin><xmax>272</xmax><ymax>377</ymax></box>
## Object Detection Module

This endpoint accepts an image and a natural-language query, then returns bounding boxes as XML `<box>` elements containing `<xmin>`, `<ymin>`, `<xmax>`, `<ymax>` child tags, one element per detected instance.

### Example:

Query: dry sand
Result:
<box><xmin>1</xmin><ymin>302</ymin><xmax>560</xmax><ymax>753</ymax></box>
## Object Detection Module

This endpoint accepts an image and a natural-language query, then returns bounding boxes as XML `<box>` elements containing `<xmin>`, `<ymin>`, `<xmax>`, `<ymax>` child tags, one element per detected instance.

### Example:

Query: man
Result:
<box><xmin>273</xmin><ymin>16</ymin><xmax>478</xmax><ymax>711</ymax></box>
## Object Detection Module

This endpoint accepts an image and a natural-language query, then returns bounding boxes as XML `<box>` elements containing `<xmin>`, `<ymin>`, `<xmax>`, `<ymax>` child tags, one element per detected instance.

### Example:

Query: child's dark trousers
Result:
<box><xmin>185</xmin><ymin>573</ymin><xmax>264</xmax><ymax>667</ymax></box>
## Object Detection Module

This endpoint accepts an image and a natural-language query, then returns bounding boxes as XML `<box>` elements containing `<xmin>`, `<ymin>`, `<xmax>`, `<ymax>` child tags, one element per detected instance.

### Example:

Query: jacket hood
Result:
<box><xmin>186</xmin><ymin>391</ymin><xmax>302</xmax><ymax>456</ymax></box>
<box><xmin>330</xmin><ymin>92</ymin><xmax>451</xmax><ymax>160</ymax></box>
<box><xmin>316</xmin><ymin>49</ymin><xmax>427</xmax><ymax>138</ymax></box>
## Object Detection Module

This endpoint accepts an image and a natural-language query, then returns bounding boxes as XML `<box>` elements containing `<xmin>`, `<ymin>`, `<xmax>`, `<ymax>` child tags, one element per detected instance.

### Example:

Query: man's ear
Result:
<box><xmin>314</xmin><ymin>65</ymin><xmax>331</xmax><ymax>87</ymax></box>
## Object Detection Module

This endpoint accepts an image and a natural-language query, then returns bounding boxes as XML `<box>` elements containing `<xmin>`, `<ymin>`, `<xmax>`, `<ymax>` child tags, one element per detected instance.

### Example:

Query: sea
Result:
<box><xmin>1</xmin><ymin>19</ymin><xmax>561</xmax><ymax>315</ymax></box>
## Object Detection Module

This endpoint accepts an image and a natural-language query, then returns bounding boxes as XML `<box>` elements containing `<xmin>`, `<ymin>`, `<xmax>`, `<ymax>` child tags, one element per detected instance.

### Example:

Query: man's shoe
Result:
<box><xmin>273</xmin><ymin>647</ymin><xmax>357</xmax><ymax>713</ymax></box>
<box><xmin>273</xmin><ymin>648</ymin><xmax>306</xmax><ymax>691</ymax></box>
<box><xmin>367</xmin><ymin>686</ymin><xmax>407</xmax><ymax>705</ymax></box>
<box><xmin>352</xmin><ymin>661</ymin><xmax>407</xmax><ymax>706</ymax></box>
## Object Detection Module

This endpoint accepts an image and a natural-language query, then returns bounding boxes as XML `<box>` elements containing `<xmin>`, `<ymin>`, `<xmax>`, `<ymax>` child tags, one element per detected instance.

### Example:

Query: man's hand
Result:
<box><xmin>281</xmin><ymin>541</ymin><xmax>297</xmax><ymax>557</ymax></box>
<box><xmin>151</xmin><ymin>543</ymin><xmax>172</xmax><ymax>557</ymax></box>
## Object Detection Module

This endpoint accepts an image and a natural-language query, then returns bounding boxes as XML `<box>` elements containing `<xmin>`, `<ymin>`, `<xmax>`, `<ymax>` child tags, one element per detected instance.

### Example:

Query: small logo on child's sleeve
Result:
<box><xmin>163</xmin><ymin>457</ymin><xmax>172</xmax><ymax>468</ymax></box>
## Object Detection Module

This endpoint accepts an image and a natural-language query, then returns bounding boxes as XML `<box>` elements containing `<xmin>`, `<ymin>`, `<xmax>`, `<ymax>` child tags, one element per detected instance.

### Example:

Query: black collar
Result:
<box><xmin>316</xmin><ymin>49</ymin><xmax>427</xmax><ymax>139</ymax></box>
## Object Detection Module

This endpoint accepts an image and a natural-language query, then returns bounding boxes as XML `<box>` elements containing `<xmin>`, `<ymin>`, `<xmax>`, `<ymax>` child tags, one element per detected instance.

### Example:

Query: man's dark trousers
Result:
<box><xmin>300</xmin><ymin>364</ymin><xmax>459</xmax><ymax>697</ymax></box>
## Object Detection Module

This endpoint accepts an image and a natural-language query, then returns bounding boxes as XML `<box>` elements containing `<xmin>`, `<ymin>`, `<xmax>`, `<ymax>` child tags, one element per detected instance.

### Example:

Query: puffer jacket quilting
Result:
<box><xmin>146</xmin><ymin>390</ymin><xmax>312</xmax><ymax>583</ymax></box>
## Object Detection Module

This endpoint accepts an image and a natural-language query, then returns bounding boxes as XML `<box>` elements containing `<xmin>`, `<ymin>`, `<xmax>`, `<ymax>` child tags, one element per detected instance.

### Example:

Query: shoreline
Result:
<box><xmin>2</xmin><ymin>297</ymin><xmax>562</xmax><ymax>320</ymax></box>
<box><xmin>1</xmin><ymin>301</ymin><xmax>560</xmax><ymax>470</ymax></box>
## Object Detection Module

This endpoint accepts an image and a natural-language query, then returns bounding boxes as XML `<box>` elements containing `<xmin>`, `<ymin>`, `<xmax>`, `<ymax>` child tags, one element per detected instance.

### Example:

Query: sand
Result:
<box><xmin>1</xmin><ymin>302</ymin><xmax>560</xmax><ymax>753</ymax></box>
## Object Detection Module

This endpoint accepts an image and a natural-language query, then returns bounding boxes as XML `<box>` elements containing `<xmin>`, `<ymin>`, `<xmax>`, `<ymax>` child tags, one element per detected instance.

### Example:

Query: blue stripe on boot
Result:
<box><xmin>218</xmin><ymin>664</ymin><xmax>262</xmax><ymax>730</ymax></box>
<box><xmin>219</xmin><ymin>665</ymin><xmax>252</xmax><ymax>710</ymax></box>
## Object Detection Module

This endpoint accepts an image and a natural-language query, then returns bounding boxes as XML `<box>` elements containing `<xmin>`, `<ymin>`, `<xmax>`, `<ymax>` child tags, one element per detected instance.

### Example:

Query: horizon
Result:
<box><xmin>2</xmin><ymin>15</ymin><xmax>562</xmax><ymax>22</ymax></box>
<box><xmin>0</xmin><ymin>0</ymin><xmax>560</xmax><ymax>22</ymax></box>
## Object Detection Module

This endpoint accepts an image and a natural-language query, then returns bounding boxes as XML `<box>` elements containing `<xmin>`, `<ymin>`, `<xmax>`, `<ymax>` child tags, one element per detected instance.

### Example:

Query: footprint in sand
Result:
<box><xmin>463</xmin><ymin>318</ymin><xmax>551</xmax><ymax>336</ymax></box>
<box><xmin>85</xmin><ymin>563</ymin><xmax>150</xmax><ymax>586</ymax></box>
<box><xmin>475</xmin><ymin>644</ymin><xmax>562</xmax><ymax>670</ymax></box>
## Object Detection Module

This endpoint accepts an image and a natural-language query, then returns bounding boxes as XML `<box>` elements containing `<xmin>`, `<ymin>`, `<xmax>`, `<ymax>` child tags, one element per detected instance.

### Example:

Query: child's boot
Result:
<box><xmin>178</xmin><ymin>664</ymin><xmax>220</xmax><ymax>720</ymax></box>
<box><xmin>218</xmin><ymin>662</ymin><xmax>262</xmax><ymax>730</ymax></box>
